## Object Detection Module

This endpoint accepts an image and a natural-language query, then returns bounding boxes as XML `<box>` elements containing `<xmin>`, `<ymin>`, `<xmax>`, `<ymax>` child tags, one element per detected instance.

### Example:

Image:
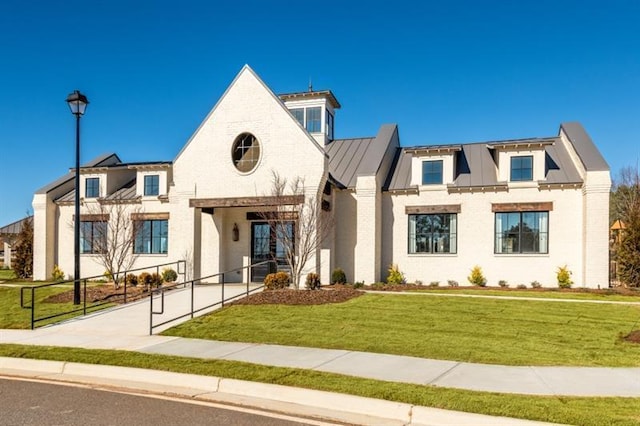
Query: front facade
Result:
<box><xmin>33</xmin><ymin>65</ymin><xmax>611</xmax><ymax>288</ymax></box>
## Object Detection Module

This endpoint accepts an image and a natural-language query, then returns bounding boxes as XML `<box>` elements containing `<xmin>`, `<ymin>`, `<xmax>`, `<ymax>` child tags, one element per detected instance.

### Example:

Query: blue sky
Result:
<box><xmin>1</xmin><ymin>0</ymin><xmax>639</xmax><ymax>226</ymax></box>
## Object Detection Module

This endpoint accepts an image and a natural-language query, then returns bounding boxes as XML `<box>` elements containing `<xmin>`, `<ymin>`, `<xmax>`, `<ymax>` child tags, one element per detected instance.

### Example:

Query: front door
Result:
<box><xmin>250</xmin><ymin>222</ymin><xmax>294</xmax><ymax>282</ymax></box>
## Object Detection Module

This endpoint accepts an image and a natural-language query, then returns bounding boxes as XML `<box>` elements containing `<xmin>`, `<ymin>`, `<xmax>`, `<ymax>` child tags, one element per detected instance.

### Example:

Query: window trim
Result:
<box><xmin>510</xmin><ymin>155</ymin><xmax>533</xmax><ymax>182</ymax></box>
<box><xmin>408</xmin><ymin>213</ymin><xmax>457</xmax><ymax>255</ymax></box>
<box><xmin>421</xmin><ymin>160</ymin><xmax>443</xmax><ymax>185</ymax></box>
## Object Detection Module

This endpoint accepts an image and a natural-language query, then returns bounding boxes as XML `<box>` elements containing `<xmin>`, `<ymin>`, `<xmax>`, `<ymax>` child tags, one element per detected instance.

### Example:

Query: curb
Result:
<box><xmin>0</xmin><ymin>357</ymin><xmax>561</xmax><ymax>426</ymax></box>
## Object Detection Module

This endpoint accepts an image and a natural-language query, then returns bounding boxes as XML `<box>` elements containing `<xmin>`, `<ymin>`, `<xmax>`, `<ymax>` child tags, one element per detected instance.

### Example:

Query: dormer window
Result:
<box><xmin>85</xmin><ymin>177</ymin><xmax>100</xmax><ymax>198</ymax></box>
<box><xmin>422</xmin><ymin>160</ymin><xmax>443</xmax><ymax>185</ymax></box>
<box><xmin>144</xmin><ymin>175</ymin><xmax>160</xmax><ymax>196</ymax></box>
<box><xmin>511</xmin><ymin>156</ymin><xmax>533</xmax><ymax>181</ymax></box>
<box><xmin>289</xmin><ymin>107</ymin><xmax>322</xmax><ymax>133</ymax></box>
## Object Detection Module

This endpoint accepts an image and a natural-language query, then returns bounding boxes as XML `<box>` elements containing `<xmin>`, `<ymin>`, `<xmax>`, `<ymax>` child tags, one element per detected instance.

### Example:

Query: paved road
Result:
<box><xmin>0</xmin><ymin>377</ymin><xmax>331</xmax><ymax>426</ymax></box>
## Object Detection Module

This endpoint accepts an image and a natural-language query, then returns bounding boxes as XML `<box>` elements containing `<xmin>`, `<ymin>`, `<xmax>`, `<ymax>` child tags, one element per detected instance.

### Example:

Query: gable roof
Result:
<box><xmin>36</xmin><ymin>153</ymin><xmax>121</xmax><ymax>195</ymax></box>
<box><xmin>174</xmin><ymin>64</ymin><xmax>327</xmax><ymax>163</ymax></box>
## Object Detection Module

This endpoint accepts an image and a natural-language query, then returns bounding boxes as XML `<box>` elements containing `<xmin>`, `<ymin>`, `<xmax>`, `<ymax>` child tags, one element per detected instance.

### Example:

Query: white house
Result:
<box><xmin>32</xmin><ymin>65</ymin><xmax>611</xmax><ymax>288</ymax></box>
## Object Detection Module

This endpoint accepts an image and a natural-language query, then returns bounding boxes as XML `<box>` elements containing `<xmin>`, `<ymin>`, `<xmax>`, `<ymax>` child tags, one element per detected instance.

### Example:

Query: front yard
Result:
<box><xmin>164</xmin><ymin>291</ymin><xmax>640</xmax><ymax>367</ymax></box>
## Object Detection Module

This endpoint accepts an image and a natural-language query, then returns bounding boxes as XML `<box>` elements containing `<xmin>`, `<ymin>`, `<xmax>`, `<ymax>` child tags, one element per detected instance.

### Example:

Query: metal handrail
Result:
<box><xmin>20</xmin><ymin>260</ymin><xmax>186</xmax><ymax>329</ymax></box>
<box><xmin>149</xmin><ymin>260</ymin><xmax>275</xmax><ymax>335</ymax></box>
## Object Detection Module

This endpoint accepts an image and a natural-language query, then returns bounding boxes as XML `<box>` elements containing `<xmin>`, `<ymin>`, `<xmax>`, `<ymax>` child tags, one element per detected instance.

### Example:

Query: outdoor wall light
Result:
<box><xmin>232</xmin><ymin>223</ymin><xmax>239</xmax><ymax>241</ymax></box>
<box><xmin>66</xmin><ymin>90</ymin><xmax>89</xmax><ymax>305</ymax></box>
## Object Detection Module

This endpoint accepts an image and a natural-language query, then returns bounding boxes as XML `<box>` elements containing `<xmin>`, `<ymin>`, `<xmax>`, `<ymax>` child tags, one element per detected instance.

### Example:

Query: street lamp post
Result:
<box><xmin>66</xmin><ymin>90</ymin><xmax>89</xmax><ymax>305</ymax></box>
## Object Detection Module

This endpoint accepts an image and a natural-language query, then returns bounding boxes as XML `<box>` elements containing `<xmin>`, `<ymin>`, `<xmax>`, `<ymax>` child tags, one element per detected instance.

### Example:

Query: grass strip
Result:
<box><xmin>0</xmin><ymin>344</ymin><xmax>638</xmax><ymax>426</ymax></box>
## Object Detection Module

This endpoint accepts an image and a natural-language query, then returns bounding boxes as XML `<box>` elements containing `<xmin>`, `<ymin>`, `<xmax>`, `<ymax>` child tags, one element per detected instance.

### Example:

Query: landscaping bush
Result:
<box><xmin>162</xmin><ymin>268</ymin><xmax>178</xmax><ymax>283</ymax></box>
<box><xmin>447</xmin><ymin>280</ymin><xmax>459</xmax><ymax>287</ymax></box>
<box><xmin>531</xmin><ymin>281</ymin><xmax>542</xmax><ymax>289</ymax></box>
<box><xmin>51</xmin><ymin>264</ymin><xmax>65</xmax><ymax>281</ymax></box>
<box><xmin>467</xmin><ymin>266</ymin><xmax>487</xmax><ymax>287</ymax></box>
<box><xmin>150</xmin><ymin>272</ymin><xmax>164</xmax><ymax>288</ymax></box>
<box><xmin>305</xmin><ymin>272</ymin><xmax>321</xmax><ymax>290</ymax></box>
<box><xmin>428</xmin><ymin>281</ymin><xmax>440</xmax><ymax>288</ymax></box>
<box><xmin>498</xmin><ymin>280</ymin><xmax>508</xmax><ymax>288</ymax></box>
<box><xmin>414</xmin><ymin>279</ymin><xmax>423</xmax><ymax>286</ymax></box>
<box><xmin>264</xmin><ymin>271</ymin><xmax>290</xmax><ymax>290</ymax></box>
<box><xmin>557</xmin><ymin>265</ymin><xmax>573</xmax><ymax>289</ymax></box>
<box><xmin>353</xmin><ymin>281</ymin><xmax>364</xmax><ymax>289</ymax></box>
<box><xmin>138</xmin><ymin>272</ymin><xmax>153</xmax><ymax>290</ymax></box>
<box><xmin>331</xmin><ymin>268</ymin><xmax>347</xmax><ymax>285</ymax></box>
<box><xmin>386</xmin><ymin>264</ymin><xmax>406</xmax><ymax>285</ymax></box>
<box><xmin>125</xmin><ymin>273</ymin><xmax>138</xmax><ymax>287</ymax></box>
<box><xmin>516</xmin><ymin>284</ymin><xmax>527</xmax><ymax>289</ymax></box>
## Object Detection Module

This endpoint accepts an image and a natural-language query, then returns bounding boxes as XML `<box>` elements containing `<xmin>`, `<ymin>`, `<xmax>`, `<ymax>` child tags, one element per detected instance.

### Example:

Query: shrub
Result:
<box><xmin>467</xmin><ymin>266</ymin><xmax>487</xmax><ymax>287</ymax></box>
<box><xmin>386</xmin><ymin>264</ymin><xmax>406</xmax><ymax>285</ymax></box>
<box><xmin>125</xmin><ymin>273</ymin><xmax>138</xmax><ymax>287</ymax></box>
<box><xmin>331</xmin><ymin>268</ymin><xmax>347</xmax><ymax>285</ymax></box>
<box><xmin>150</xmin><ymin>272</ymin><xmax>163</xmax><ymax>288</ymax></box>
<box><xmin>557</xmin><ymin>265</ymin><xmax>573</xmax><ymax>289</ymax></box>
<box><xmin>353</xmin><ymin>281</ymin><xmax>364</xmax><ymax>289</ymax></box>
<box><xmin>305</xmin><ymin>272</ymin><xmax>321</xmax><ymax>290</ymax></box>
<box><xmin>51</xmin><ymin>265</ymin><xmax>65</xmax><ymax>281</ymax></box>
<box><xmin>498</xmin><ymin>280</ymin><xmax>508</xmax><ymax>288</ymax></box>
<box><xmin>138</xmin><ymin>272</ymin><xmax>153</xmax><ymax>290</ymax></box>
<box><xmin>531</xmin><ymin>280</ymin><xmax>542</xmax><ymax>289</ymax></box>
<box><xmin>264</xmin><ymin>271</ymin><xmax>290</xmax><ymax>290</ymax></box>
<box><xmin>370</xmin><ymin>282</ymin><xmax>386</xmax><ymax>290</ymax></box>
<box><xmin>414</xmin><ymin>279</ymin><xmax>423</xmax><ymax>286</ymax></box>
<box><xmin>516</xmin><ymin>284</ymin><xmax>527</xmax><ymax>289</ymax></box>
<box><xmin>104</xmin><ymin>270</ymin><xmax>114</xmax><ymax>282</ymax></box>
<box><xmin>447</xmin><ymin>280</ymin><xmax>459</xmax><ymax>287</ymax></box>
<box><xmin>428</xmin><ymin>281</ymin><xmax>440</xmax><ymax>288</ymax></box>
<box><xmin>162</xmin><ymin>268</ymin><xmax>178</xmax><ymax>283</ymax></box>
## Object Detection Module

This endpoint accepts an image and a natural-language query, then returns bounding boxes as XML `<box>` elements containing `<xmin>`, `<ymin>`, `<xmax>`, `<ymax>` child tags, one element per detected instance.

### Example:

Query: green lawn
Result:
<box><xmin>0</xmin><ymin>344</ymin><xmax>639</xmax><ymax>426</ymax></box>
<box><xmin>0</xmin><ymin>285</ymin><xmax>113</xmax><ymax>328</ymax></box>
<box><xmin>0</xmin><ymin>269</ymin><xmax>16</xmax><ymax>280</ymax></box>
<box><xmin>164</xmin><ymin>293</ymin><xmax>640</xmax><ymax>367</ymax></box>
<box><xmin>408</xmin><ymin>287</ymin><xmax>640</xmax><ymax>302</ymax></box>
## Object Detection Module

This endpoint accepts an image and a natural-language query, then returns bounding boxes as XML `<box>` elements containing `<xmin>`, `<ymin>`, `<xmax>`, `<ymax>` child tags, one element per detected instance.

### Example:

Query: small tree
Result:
<box><xmin>612</xmin><ymin>166</ymin><xmax>640</xmax><ymax>287</ymax></box>
<box><xmin>262</xmin><ymin>171</ymin><xmax>334</xmax><ymax>289</ymax></box>
<box><xmin>81</xmin><ymin>197</ymin><xmax>143</xmax><ymax>288</ymax></box>
<box><xmin>12</xmin><ymin>216</ymin><xmax>33</xmax><ymax>279</ymax></box>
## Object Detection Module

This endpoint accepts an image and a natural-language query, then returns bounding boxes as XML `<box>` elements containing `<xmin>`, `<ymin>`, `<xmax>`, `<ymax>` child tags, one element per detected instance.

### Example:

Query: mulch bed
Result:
<box><xmin>230</xmin><ymin>285</ymin><xmax>363</xmax><ymax>306</ymax></box>
<box><xmin>624</xmin><ymin>330</ymin><xmax>640</xmax><ymax>344</ymax></box>
<box><xmin>43</xmin><ymin>284</ymin><xmax>148</xmax><ymax>304</ymax></box>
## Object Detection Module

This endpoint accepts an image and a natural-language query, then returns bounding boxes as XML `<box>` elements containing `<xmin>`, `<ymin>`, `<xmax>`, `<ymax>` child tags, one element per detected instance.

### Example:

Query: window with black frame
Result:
<box><xmin>495</xmin><ymin>211</ymin><xmax>548</xmax><ymax>253</ymax></box>
<box><xmin>134</xmin><ymin>219</ymin><xmax>168</xmax><ymax>254</ymax></box>
<box><xmin>80</xmin><ymin>221</ymin><xmax>106</xmax><ymax>253</ymax></box>
<box><xmin>408</xmin><ymin>213</ymin><xmax>457</xmax><ymax>254</ymax></box>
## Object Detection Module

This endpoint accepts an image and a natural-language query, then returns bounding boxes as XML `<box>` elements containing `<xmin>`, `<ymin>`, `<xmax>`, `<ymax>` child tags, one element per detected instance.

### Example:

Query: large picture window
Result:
<box><xmin>80</xmin><ymin>221</ymin><xmax>106</xmax><ymax>254</ymax></box>
<box><xmin>134</xmin><ymin>219</ymin><xmax>168</xmax><ymax>254</ymax></box>
<box><xmin>495</xmin><ymin>211</ymin><xmax>548</xmax><ymax>253</ymax></box>
<box><xmin>408</xmin><ymin>213</ymin><xmax>457</xmax><ymax>254</ymax></box>
<box><xmin>422</xmin><ymin>160</ymin><xmax>443</xmax><ymax>185</ymax></box>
